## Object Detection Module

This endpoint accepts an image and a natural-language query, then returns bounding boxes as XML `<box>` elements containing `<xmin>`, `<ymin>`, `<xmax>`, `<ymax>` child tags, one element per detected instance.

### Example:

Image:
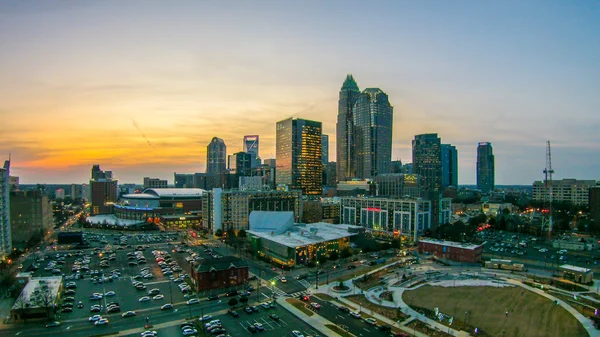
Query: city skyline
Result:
<box><xmin>1</xmin><ymin>1</ymin><xmax>599</xmax><ymax>185</ymax></box>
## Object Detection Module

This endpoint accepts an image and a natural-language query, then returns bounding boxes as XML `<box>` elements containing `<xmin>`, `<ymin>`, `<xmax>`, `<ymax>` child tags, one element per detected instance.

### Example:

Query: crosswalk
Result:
<box><xmin>288</xmin><ymin>290</ymin><xmax>311</xmax><ymax>299</ymax></box>
<box><xmin>298</xmin><ymin>279</ymin><xmax>311</xmax><ymax>288</ymax></box>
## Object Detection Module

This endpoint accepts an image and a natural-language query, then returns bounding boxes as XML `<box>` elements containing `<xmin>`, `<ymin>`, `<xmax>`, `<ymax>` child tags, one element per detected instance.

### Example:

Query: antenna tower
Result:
<box><xmin>542</xmin><ymin>140</ymin><xmax>554</xmax><ymax>239</ymax></box>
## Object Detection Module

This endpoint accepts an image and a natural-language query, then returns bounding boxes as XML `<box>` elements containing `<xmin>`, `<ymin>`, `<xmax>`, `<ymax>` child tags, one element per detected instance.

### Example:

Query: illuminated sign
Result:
<box><xmin>366</xmin><ymin>207</ymin><xmax>381</xmax><ymax>212</ymax></box>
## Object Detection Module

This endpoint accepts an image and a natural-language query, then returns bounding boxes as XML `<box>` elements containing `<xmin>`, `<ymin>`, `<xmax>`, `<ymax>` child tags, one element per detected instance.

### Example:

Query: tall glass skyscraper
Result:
<box><xmin>276</xmin><ymin>117</ymin><xmax>322</xmax><ymax>195</ymax></box>
<box><xmin>0</xmin><ymin>159</ymin><xmax>11</xmax><ymax>258</ymax></box>
<box><xmin>321</xmin><ymin>134</ymin><xmax>329</xmax><ymax>165</ymax></box>
<box><xmin>441</xmin><ymin>144</ymin><xmax>458</xmax><ymax>188</ymax></box>
<box><xmin>336</xmin><ymin>74</ymin><xmax>360</xmax><ymax>182</ymax></box>
<box><xmin>477</xmin><ymin>142</ymin><xmax>495</xmax><ymax>192</ymax></box>
<box><xmin>353</xmin><ymin>88</ymin><xmax>394</xmax><ymax>179</ymax></box>
<box><xmin>243</xmin><ymin>135</ymin><xmax>260</xmax><ymax>168</ymax></box>
<box><xmin>412</xmin><ymin>134</ymin><xmax>442</xmax><ymax>193</ymax></box>
<box><xmin>206</xmin><ymin>137</ymin><xmax>227</xmax><ymax>174</ymax></box>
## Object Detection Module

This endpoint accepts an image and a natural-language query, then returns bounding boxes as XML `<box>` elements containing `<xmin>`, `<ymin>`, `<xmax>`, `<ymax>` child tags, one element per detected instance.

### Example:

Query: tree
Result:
<box><xmin>13</xmin><ymin>293</ymin><xmax>29</xmax><ymax>323</ymax></box>
<box><xmin>318</xmin><ymin>255</ymin><xmax>328</xmax><ymax>265</ymax></box>
<box><xmin>228</xmin><ymin>298</ymin><xmax>238</xmax><ymax>307</ymax></box>
<box><xmin>239</xmin><ymin>297</ymin><xmax>249</xmax><ymax>306</ymax></box>
<box><xmin>340</xmin><ymin>247</ymin><xmax>353</xmax><ymax>258</ymax></box>
<box><xmin>215</xmin><ymin>229</ymin><xmax>223</xmax><ymax>237</ymax></box>
<box><xmin>328</xmin><ymin>252</ymin><xmax>339</xmax><ymax>261</ymax></box>
<box><xmin>237</xmin><ymin>229</ymin><xmax>247</xmax><ymax>238</ymax></box>
<box><xmin>37</xmin><ymin>282</ymin><xmax>56</xmax><ymax>320</ymax></box>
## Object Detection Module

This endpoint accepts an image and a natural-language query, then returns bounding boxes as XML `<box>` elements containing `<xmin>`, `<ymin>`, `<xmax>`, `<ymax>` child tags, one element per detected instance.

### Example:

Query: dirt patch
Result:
<box><xmin>406</xmin><ymin>319</ymin><xmax>453</xmax><ymax>337</ymax></box>
<box><xmin>403</xmin><ymin>285</ymin><xmax>589</xmax><ymax>337</ymax></box>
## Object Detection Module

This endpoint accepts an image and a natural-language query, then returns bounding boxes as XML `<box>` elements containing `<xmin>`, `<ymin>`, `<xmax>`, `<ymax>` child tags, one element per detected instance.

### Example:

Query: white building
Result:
<box><xmin>0</xmin><ymin>160</ymin><xmax>12</xmax><ymax>257</ymax></box>
<box><xmin>532</xmin><ymin>179</ymin><xmax>596</xmax><ymax>206</ymax></box>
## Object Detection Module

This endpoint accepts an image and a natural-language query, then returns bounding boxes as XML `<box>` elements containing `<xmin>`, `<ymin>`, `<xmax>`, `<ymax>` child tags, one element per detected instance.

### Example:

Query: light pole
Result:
<box><xmin>316</xmin><ymin>261</ymin><xmax>320</xmax><ymax>290</ymax></box>
<box><xmin>271</xmin><ymin>280</ymin><xmax>276</xmax><ymax>299</ymax></box>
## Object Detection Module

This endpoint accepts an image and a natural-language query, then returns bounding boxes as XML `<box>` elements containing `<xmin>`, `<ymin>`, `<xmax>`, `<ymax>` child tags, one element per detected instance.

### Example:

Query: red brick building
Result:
<box><xmin>191</xmin><ymin>256</ymin><xmax>249</xmax><ymax>291</ymax></box>
<box><xmin>418</xmin><ymin>239</ymin><xmax>483</xmax><ymax>263</ymax></box>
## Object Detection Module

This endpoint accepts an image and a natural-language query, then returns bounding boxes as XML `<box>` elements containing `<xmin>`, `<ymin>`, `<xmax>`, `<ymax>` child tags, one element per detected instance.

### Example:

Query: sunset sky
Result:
<box><xmin>1</xmin><ymin>1</ymin><xmax>599</xmax><ymax>185</ymax></box>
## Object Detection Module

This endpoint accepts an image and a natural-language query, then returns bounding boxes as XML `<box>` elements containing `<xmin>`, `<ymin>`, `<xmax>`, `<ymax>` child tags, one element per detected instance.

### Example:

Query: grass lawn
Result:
<box><xmin>404</xmin><ymin>285</ymin><xmax>589</xmax><ymax>337</ymax></box>
<box><xmin>286</xmin><ymin>298</ymin><xmax>314</xmax><ymax>316</ymax></box>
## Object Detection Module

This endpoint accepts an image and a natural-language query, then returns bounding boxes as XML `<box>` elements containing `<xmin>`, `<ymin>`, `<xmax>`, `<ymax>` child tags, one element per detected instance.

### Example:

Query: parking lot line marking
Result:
<box><xmin>337</xmin><ymin>314</ymin><xmax>346</xmax><ymax>319</ymax></box>
<box><xmin>363</xmin><ymin>327</ymin><xmax>371</xmax><ymax>332</ymax></box>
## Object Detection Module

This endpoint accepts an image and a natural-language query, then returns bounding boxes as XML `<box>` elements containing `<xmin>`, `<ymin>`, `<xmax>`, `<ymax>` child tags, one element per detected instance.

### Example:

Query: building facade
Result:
<box><xmin>413</xmin><ymin>134</ymin><xmax>442</xmax><ymax>193</ymax></box>
<box><xmin>202</xmin><ymin>189</ymin><xmax>302</xmax><ymax>233</ymax></box>
<box><xmin>418</xmin><ymin>239</ymin><xmax>483</xmax><ymax>263</ymax></box>
<box><xmin>321</xmin><ymin>134</ymin><xmax>329</xmax><ymax>165</ymax></box>
<box><xmin>340</xmin><ymin>197</ymin><xmax>452</xmax><ymax>241</ymax></box>
<box><xmin>190</xmin><ymin>256</ymin><xmax>248</xmax><ymax>291</ymax></box>
<box><xmin>336</xmin><ymin>74</ymin><xmax>361</xmax><ymax>182</ymax></box>
<box><xmin>243</xmin><ymin>135</ymin><xmax>260</xmax><ymax>169</ymax></box>
<box><xmin>228</xmin><ymin>152</ymin><xmax>252</xmax><ymax>177</ymax></box>
<box><xmin>590</xmin><ymin>186</ymin><xmax>600</xmax><ymax>224</ymax></box>
<box><xmin>476</xmin><ymin>142</ymin><xmax>495</xmax><ymax>193</ymax></box>
<box><xmin>276</xmin><ymin>117</ymin><xmax>322</xmax><ymax>195</ymax></box>
<box><xmin>10</xmin><ymin>190</ymin><xmax>53</xmax><ymax>247</ymax></box>
<box><xmin>89</xmin><ymin>165</ymin><xmax>118</xmax><ymax>216</ymax></box>
<box><xmin>207</xmin><ymin>137</ymin><xmax>227</xmax><ymax>175</ymax></box>
<box><xmin>441</xmin><ymin>144</ymin><xmax>458</xmax><ymax>188</ymax></box>
<box><xmin>353</xmin><ymin>88</ymin><xmax>394</xmax><ymax>179</ymax></box>
<box><xmin>532</xmin><ymin>179</ymin><xmax>596</xmax><ymax>206</ymax></box>
<box><xmin>143</xmin><ymin>177</ymin><xmax>168</xmax><ymax>189</ymax></box>
<box><xmin>0</xmin><ymin>160</ymin><xmax>11</xmax><ymax>257</ymax></box>
<box><xmin>374</xmin><ymin>173</ymin><xmax>421</xmax><ymax>198</ymax></box>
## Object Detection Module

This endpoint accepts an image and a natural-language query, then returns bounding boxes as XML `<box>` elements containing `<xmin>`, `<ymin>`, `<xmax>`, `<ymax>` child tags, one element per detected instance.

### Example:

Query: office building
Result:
<box><xmin>532</xmin><ymin>179</ymin><xmax>596</xmax><ymax>206</ymax></box>
<box><xmin>391</xmin><ymin>160</ymin><xmax>403</xmax><ymax>174</ymax></box>
<box><xmin>70</xmin><ymin>184</ymin><xmax>83</xmax><ymax>199</ymax></box>
<box><xmin>263</xmin><ymin>159</ymin><xmax>276</xmax><ymax>168</ymax></box>
<box><xmin>243</xmin><ymin>135</ymin><xmax>260</xmax><ymax>169</ymax></box>
<box><xmin>441</xmin><ymin>144</ymin><xmax>458</xmax><ymax>188</ymax></box>
<box><xmin>340</xmin><ymin>197</ymin><xmax>451</xmax><ymax>241</ymax></box>
<box><xmin>374</xmin><ymin>173</ymin><xmax>421</xmax><ymax>198</ymax></box>
<box><xmin>413</xmin><ymin>134</ymin><xmax>442</xmax><ymax>193</ymax></box>
<box><xmin>202</xmin><ymin>189</ymin><xmax>301</xmax><ymax>233</ymax></box>
<box><xmin>228</xmin><ymin>152</ymin><xmax>251</xmax><ymax>177</ymax></box>
<box><xmin>353</xmin><ymin>88</ymin><xmax>394</xmax><ymax>179</ymax></box>
<box><xmin>0</xmin><ymin>160</ymin><xmax>12</xmax><ymax>257</ymax></box>
<box><xmin>336</xmin><ymin>74</ymin><xmax>361</xmax><ymax>182</ymax></box>
<box><xmin>321</xmin><ymin>134</ymin><xmax>329</xmax><ymax>165</ymax></box>
<box><xmin>325</xmin><ymin>162</ymin><xmax>337</xmax><ymax>187</ymax></box>
<box><xmin>191</xmin><ymin>256</ymin><xmax>248</xmax><ymax>291</ymax></box>
<box><xmin>476</xmin><ymin>142</ymin><xmax>495</xmax><ymax>192</ymax></box>
<box><xmin>247</xmin><ymin>211</ymin><xmax>358</xmax><ymax>268</ymax></box>
<box><xmin>55</xmin><ymin>188</ymin><xmax>65</xmax><ymax>199</ymax></box>
<box><xmin>143</xmin><ymin>177</ymin><xmax>168</xmax><ymax>189</ymax></box>
<box><xmin>206</xmin><ymin>137</ymin><xmax>227</xmax><ymax>174</ymax></box>
<box><xmin>89</xmin><ymin>165</ymin><xmax>118</xmax><ymax>216</ymax></box>
<box><xmin>9</xmin><ymin>176</ymin><xmax>18</xmax><ymax>192</ymax></box>
<box><xmin>418</xmin><ymin>239</ymin><xmax>483</xmax><ymax>263</ymax></box>
<box><xmin>10</xmin><ymin>190</ymin><xmax>53</xmax><ymax>247</ymax></box>
<box><xmin>276</xmin><ymin>117</ymin><xmax>322</xmax><ymax>195</ymax></box>
<box><xmin>590</xmin><ymin>186</ymin><xmax>600</xmax><ymax>224</ymax></box>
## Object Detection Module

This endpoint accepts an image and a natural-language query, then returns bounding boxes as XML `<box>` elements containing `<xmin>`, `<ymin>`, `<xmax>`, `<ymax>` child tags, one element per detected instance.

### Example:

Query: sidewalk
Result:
<box><xmin>276</xmin><ymin>296</ymin><xmax>344</xmax><ymax>337</ymax></box>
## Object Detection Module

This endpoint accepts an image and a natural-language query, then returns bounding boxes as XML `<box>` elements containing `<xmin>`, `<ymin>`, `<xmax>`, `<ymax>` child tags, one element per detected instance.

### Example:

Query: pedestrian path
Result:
<box><xmin>288</xmin><ymin>290</ymin><xmax>310</xmax><ymax>299</ymax></box>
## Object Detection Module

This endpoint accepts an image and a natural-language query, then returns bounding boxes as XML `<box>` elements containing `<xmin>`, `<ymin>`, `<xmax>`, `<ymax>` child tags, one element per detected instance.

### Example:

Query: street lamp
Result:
<box><xmin>270</xmin><ymin>280</ymin><xmax>276</xmax><ymax>299</ymax></box>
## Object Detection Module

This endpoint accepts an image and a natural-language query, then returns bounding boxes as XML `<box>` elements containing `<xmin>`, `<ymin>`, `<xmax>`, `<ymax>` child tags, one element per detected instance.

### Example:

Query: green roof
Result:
<box><xmin>195</xmin><ymin>256</ymin><xmax>248</xmax><ymax>273</ymax></box>
<box><xmin>341</xmin><ymin>74</ymin><xmax>359</xmax><ymax>91</ymax></box>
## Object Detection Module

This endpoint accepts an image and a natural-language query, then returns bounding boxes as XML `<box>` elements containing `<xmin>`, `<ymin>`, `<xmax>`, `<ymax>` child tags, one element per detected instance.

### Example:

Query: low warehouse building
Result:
<box><xmin>190</xmin><ymin>256</ymin><xmax>248</xmax><ymax>292</ymax></box>
<box><xmin>11</xmin><ymin>276</ymin><xmax>62</xmax><ymax>322</ymax></box>
<box><xmin>418</xmin><ymin>239</ymin><xmax>483</xmax><ymax>263</ymax></box>
<box><xmin>559</xmin><ymin>264</ymin><xmax>593</xmax><ymax>284</ymax></box>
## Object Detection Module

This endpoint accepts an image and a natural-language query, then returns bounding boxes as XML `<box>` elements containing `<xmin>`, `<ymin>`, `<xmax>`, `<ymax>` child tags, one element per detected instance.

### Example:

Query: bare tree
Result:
<box><xmin>13</xmin><ymin>292</ymin><xmax>30</xmax><ymax>323</ymax></box>
<box><xmin>35</xmin><ymin>282</ymin><xmax>56</xmax><ymax>320</ymax></box>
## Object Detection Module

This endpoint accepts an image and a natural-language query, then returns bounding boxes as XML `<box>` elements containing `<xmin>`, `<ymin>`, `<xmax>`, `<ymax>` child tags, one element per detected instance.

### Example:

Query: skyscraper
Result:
<box><xmin>276</xmin><ymin>117</ymin><xmax>322</xmax><ymax>195</ymax></box>
<box><xmin>321</xmin><ymin>134</ymin><xmax>329</xmax><ymax>165</ymax></box>
<box><xmin>353</xmin><ymin>88</ymin><xmax>394</xmax><ymax>179</ymax></box>
<box><xmin>89</xmin><ymin>165</ymin><xmax>118</xmax><ymax>215</ymax></box>
<box><xmin>477</xmin><ymin>142</ymin><xmax>495</xmax><ymax>192</ymax></box>
<box><xmin>412</xmin><ymin>134</ymin><xmax>442</xmax><ymax>193</ymax></box>
<box><xmin>207</xmin><ymin>137</ymin><xmax>227</xmax><ymax>174</ymax></box>
<box><xmin>336</xmin><ymin>74</ymin><xmax>360</xmax><ymax>182</ymax></box>
<box><xmin>228</xmin><ymin>152</ymin><xmax>252</xmax><ymax>177</ymax></box>
<box><xmin>243</xmin><ymin>135</ymin><xmax>260</xmax><ymax>168</ymax></box>
<box><xmin>0</xmin><ymin>160</ymin><xmax>11</xmax><ymax>257</ymax></box>
<box><xmin>441</xmin><ymin>144</ymin><xmax>458</xmax><ymax>188</ymax></box>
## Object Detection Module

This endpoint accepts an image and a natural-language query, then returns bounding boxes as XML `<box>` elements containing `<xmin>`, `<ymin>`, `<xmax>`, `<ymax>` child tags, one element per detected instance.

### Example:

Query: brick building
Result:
<box><xmin>418</xmin><ymin>239</ymin><xmax>483</xmax><ymax>263</ymax></box>
<box><xmin>190</xmin><ymin>256</ymin><xmax>248</xmax><ymax>292</ymax></box>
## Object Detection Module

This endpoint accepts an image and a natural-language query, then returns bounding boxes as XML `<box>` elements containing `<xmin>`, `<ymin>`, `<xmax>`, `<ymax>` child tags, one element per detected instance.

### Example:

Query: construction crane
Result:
<box><xmin>542</xmin><ymin>140</ymin><xmax>554</xmax><ymax>240</ymax></box>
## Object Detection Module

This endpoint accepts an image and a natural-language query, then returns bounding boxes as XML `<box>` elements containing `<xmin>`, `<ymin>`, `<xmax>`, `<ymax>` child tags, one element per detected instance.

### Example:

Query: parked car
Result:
<box><xmin>227</xmin><ymin>309</ymin><xmax>239</xmax><ymax>317</ymax></box>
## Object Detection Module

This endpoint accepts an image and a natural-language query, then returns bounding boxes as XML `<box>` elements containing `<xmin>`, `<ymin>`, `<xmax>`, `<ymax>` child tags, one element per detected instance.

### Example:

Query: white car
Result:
<box><xmin>186</xmin><ymin>298</ymin><xmax>199</xmax><ymax>305</ymax></box>
<box><xmin>204</xmin><ymin>319</ymin><xmax>221</xmax><ymax>327</ymax></box>
<box><xmin>153</xmin><ymin>294</ymin><xmax>164</xmax><ymax>300</ymax></box>
<box><xmin>280</xmin><ymin>276</ymin><xmax>287</xmax><ymax>283</ymax></box>
<box><xmin>350</xmin><ymin>311</ymin><xmax>361</xmax><ymax>319</ymax></box>
<box><xmin>88</xmin><ymin>315</ymin><xmax>102</xmax><ymax>322</ymax></box>
<box><xmin>291</xmin><ymin>331</ymin><xmax>305</xmax><ymax>337</ymax></box>
<box><xmin>140</xmin><ymin>331</ymin><xmax>157</xmax><ymax>337</ymax></box>
<box><xmin>94</xmin><ymin>318</ymin><xmax>109</xmax><ymax>326</ymax></box>
<box><xmin>104</xmin><ymin>291</ymin><xmax>116</xmax><ymax>296</ymax></box>
<box><xmin>182</xmin><ymin>328</ymin><xmax>198</xmax><ymax>336</ymax></box>
<box><xmin>139</xmin><ymin>296</ymin><xmax>151</xmax><ymax>302</ymax></box>
<box><xmin>539</xmin><ymin>248</ymin><xmax>548</xmax><ymax>253</ymax></box>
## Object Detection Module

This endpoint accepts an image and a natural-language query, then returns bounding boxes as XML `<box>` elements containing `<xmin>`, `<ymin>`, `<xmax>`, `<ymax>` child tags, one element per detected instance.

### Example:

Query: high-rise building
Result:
<box><xmin>0</xmin><ymin>160</ymin><xmax>11</xmax><ymax>257</ymax></box>
<box><xmin>336</xmin><ymin>74</ymin><xmax>360</xmax><ymax>182</ymax></box>
<box><xmin>10</xmin><ymin>190</ymin><xmax>53</xmax><ymax>247</ymax></box>
<box><xmin>55</xmin><ymin>188</ymin><xmax>65</xmax><ymax>199</ymax></box>
<box><xmin>477</xmin><ymin>142</ymin><xmax>495</xmax><ymax>192</ymax></box>
<box><xmin>321</xmin><ymin>134</ymin><xmax>329</xmax><ymax>165</ymax></box>
<box><xmin>590</xmin><ymin>186</ymin><xmax>600</xmax><ymax>225</ymax></box>
<box><xmin>228</xmin><ymin>152</ymin><xmax>252</xmax><ymax>177</ymax></box>
<box><xmin>206</xmin><ymin>137</ymin><xmax>227</xmax><ymax>174</ymax></box>
<box><xmin>89</xmin><ymin>165</ymin><xmax>118</xmax><ymax>216</ymax></box>
<box><xmin>441</xmin><ymin>144</ymin><xmax>458</xmax><ymax>188</ymax></box>
<box><xmin>391</xmin><ymin>160</ymin><xmax>403</xmax><ymax>174</ymax></box>
<box><xmin>353</xmin><ymin>88</ymin><xmax>394</xmax><ymax>179</ymax></box>
<box><xmin>413</xmin><ymin>134</ymin><xmax>442</xmax><ymax>193</ymax></box>
<box><xmin>533</xmin><ymin>179</ymin><xmax>596</xmax><ymax>206</ymax></box>
<box><xmin>8</xmin><ymin>176</ymin><xmax>18</xmax><ymax>192</ymax></box>
<box><xmin>70</xmin><ymin>184</ymin><xmax>83</xmax><ymax>199</ymax></box>
<box><xmin>276</xmin><ymin>117</ymin><xmax>322</xmax><ymax>195</ymax></box>
<box><xmin>143</xmin><ymin>177</ymin><xmax>168</xmax><ymax>189</ymax></box>
<box><xmin>243</xmin><ymin>135</ymin><xmax>260</xmax><ymax>168</ymax></box>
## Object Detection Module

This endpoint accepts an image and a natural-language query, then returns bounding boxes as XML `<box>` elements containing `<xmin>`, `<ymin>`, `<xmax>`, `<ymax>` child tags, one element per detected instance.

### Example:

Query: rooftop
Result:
<box><xmin>143</xmin><ymin>188</ymin><xmax>206</xmax><ymax>198</ymax></box>
<box><xmin>86</xmin><ymin>214</ymin><xmax>143</xmax><ymax>227</ymax></box>
<box><xmin>559</xmin><ymin>264</ymin><xmax>592</xmax><ymax>273</ymax></box>
<box><xmin>121</xmin><ymin>193</ymin><xmax>158</xmax><ymax>199</ymax></box>
<box><xmin>247</xmin><ymin>223</ymin><xmax>360</xmax><ymax>248</ymax></box>
<box><xmin>419</xmin><ymin>238</ymin><xmax>483</xmax><ymax>251</ymax></box>
<box><xmin>12</xmin><ymin>276</ymin><xmax>62</xmax><ymax>310</ymax></box>
<box><xmin>195</xmin><ymin>256</ymin><xmax>248</xmax><ymax>273</ymax></box>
